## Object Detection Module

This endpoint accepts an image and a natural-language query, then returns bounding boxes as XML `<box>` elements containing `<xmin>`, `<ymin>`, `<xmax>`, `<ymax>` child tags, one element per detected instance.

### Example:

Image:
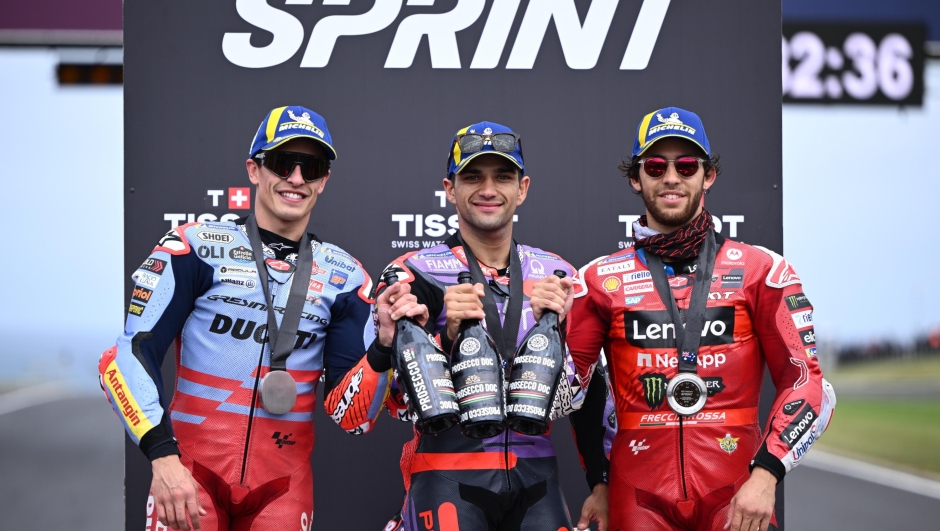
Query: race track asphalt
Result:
<box><xmin>2</xmin><ymin>392</ymin><xmax>938</xmax><ymax>531</ymax></box>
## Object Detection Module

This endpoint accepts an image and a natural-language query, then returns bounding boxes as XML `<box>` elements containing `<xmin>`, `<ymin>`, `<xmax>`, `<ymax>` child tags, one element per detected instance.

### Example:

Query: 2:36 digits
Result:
<box><xmin>783</xmin><ymin>31</ymin><xmax>915</xmax><ymax>101</ymax></box>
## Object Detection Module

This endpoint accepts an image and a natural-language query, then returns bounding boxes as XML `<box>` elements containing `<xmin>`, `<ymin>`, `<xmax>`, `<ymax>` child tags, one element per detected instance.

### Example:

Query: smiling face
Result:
<box><xmin>631</xmin><ymin>137</ymin><xmax>716</xmax><ymax>233</ymax></box>
<box><xmin>443</xmin><ymin>154</ymin><xmax>529</xmax><ymax>236</ymax></box>
<box><xmin>246</xmin><ymin>137</ymin><xmax>330</xmax><ymax>239</ymax></box>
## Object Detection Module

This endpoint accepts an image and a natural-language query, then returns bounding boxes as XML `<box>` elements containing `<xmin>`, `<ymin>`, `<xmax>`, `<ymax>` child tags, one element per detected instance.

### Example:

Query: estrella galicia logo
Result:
<box><xmin>271</xmin><ymin>431</ymin><xmax>296</xmax><ymax>449</ymax></box>
<box><xmin>639</xmin><ymin>373</ymin><xmax>668</xmax><ymax>410</ymax></box>
<box><xmin>229</xmin><ymin>245</ymin><xmax>254</xmax><ymax>263</ymax></box>
<box><xmin>785</xmin><ymin>292</ymin><xmax>812</xmax><ymax>311</ymax></box>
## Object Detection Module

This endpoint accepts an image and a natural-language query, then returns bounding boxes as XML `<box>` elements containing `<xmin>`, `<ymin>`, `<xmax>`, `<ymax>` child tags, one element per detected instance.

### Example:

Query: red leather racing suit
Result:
<box><xmin>567</xmin><ymin>235</ymin><xmax>836</xmax><ymax>531</ymax></box>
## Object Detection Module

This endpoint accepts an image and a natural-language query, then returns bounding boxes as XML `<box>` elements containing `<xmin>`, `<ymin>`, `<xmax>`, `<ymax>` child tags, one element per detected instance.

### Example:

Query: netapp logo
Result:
<box><xmin>222</xmin><ymin>0</ymin><xmax>671</xmax><ymax>70</ymax></box>
<box><xmin>624</xmin><ymin>307</ymin><xmax>735</xmax><ymax>348</ymax></box>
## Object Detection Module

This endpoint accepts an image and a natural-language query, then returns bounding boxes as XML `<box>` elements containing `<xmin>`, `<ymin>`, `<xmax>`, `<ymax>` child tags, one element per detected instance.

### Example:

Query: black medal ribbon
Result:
<box><xmin>644</xmin><ymin>230</ymin><xmax>717</xmax><ymax>374</ymax></box>
<box><xmin>451</xmin><ymin>232</ymin><xmax>524</xmax><ymax>363</ymax></box>
<box><xmin>244</xmin><ymin>215</ymin><xmax>313</xmax><ymax>372</ymax></box>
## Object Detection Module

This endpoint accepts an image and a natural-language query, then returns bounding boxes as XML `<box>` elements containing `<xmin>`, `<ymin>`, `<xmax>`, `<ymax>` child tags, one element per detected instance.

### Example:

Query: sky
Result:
<box><xmin>0</xmin><ymin>49</ymin><xmax>937</xmax><ymax>385</ymax></box>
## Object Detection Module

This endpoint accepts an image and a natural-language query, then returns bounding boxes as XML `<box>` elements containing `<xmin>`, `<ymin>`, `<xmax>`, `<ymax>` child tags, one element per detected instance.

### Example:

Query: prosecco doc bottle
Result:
<box><xmin>384</xmin><ymin>270</ymin><xmax>459</xmax><ymax>434</ymax></box>
<box><xmin>506</xmin><ymin>270</ymin><xmax>567</xmax><ymax>436</ymax></box>
<box><xmin>450</xmin><ymin>271</ymin><xmax>505</xmax><ymax>439</ymax></box>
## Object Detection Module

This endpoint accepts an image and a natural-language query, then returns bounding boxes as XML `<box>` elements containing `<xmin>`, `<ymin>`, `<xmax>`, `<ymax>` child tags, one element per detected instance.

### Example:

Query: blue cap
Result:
<box><xmin>447</xmin><ymin>121</ymin><xmax>524</xmax><ymax>178</ymax></box>
<box><xmin>249</xmin><ymin>106</ymin><xmax>337</xmax><ymax>160</ymax></box>
<box><xmin>632</xmin><ymin>107</ymin><xmax>710</xmax><ymax>158</ymax></box>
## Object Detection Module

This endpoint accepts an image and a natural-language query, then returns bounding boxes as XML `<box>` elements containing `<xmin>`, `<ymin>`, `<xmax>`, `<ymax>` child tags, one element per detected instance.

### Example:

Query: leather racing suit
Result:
<box><xmin>98</xmin><ymin>220</ymin><xmax>390</xmax><ymax>530</ymax></box>
<box><xmin>566</xmin><ymin>235</ymin><xmax>836</xmax><ymax>531</ymax></box>
<box><xmin>370</xmin><ymin>234</ymin><xmax>604</xmax><ymax>531</ymax></box>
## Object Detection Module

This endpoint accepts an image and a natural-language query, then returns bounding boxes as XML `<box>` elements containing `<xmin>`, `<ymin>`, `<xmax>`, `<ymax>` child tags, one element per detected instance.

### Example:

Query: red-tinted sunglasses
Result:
<box><xmin>639</xmin><ymin>156</ymin><xmax>705</xmax><ymax>178</ymax></box>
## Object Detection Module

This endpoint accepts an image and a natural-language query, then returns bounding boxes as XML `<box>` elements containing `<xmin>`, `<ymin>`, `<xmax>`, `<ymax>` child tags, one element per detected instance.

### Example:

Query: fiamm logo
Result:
<box><xmin>223</xmin><ymin>0</ymin><xmax>672</xmax><ymax>70</ymax></box>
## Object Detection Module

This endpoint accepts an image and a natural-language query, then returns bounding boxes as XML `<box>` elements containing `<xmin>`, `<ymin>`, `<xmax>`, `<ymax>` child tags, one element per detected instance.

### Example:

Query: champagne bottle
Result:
<box><xmin>384</xmin><ymin>270</ymin><xmax>459</xmax><ymax>434</ymax></box>
<box><xmin>450</xmin><ymin>271</ymin><xmax>505</xmax><ymax>439</ymax></box>
<box><xmin>506</xmin><ymin>270</ymin><xmax>567</xmax><ymax>436</ymax></box>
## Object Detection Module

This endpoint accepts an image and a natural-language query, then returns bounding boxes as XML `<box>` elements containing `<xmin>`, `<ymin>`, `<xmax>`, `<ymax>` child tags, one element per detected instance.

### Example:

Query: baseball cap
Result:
<box><xmin>447</xmin><ymin>121</ymin><xmax>524</xmax><ymax>178</ymax></box>
<box><xmin>249</xmin><ymin>106</ymin><xmax>337</xmax><ymax>160</ymax></box>
<box><xmin>632</xmin><ymin>107</ymin><xmax>711</xmax><ymax>158</ymax></box>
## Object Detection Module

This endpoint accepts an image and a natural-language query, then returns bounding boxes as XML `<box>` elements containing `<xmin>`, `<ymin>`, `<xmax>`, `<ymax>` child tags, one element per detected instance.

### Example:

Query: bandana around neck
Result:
<box><xmin>633</xmin><ymin>210</ymin><xmax>714</xmax><ymax>261</ymax></box>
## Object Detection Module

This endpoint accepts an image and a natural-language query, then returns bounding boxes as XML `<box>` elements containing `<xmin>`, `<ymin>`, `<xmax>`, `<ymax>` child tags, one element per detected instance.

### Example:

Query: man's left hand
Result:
<box><xmin>530</xmin><ymin>274</ymin><xmax>574</xmax><ymax>323</ymax></box>
<box><xmin>375</xmin><ymin>281</ymin><xmax>429</xmax><ymax>347</ymax></box>
<box><xmin>724</xmin><ymin>467</ymin><xmax>777</xmax><ymax>531</ymax></box>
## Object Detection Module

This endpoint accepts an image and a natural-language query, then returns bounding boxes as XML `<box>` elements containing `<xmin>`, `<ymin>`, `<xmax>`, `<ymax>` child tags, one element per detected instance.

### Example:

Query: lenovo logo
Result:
<box><xmin>624</xmin><ymin>307</ymin><xmax>736</xmax><ymax>349</ymax></box>
<box><xmin>223</xmin><ymin>0</ymin><xmax>671</xmax><ymax>70</ymax></box>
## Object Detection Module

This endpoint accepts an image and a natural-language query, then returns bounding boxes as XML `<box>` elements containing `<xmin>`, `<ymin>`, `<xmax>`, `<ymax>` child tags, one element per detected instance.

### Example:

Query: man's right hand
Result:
<box><xmin>151</xmin><ymin>455</ymin><xmax>206</xmax><ymax>531</ymax></box>
<box><xmin>443</xmin><ymin>282</ymin><xmax>486</xmax><ymax>341</ymax></box>
<box><xmin>376</xmin><ymin>281</ymin><xmax>429</xmax><ymax>347</ymax></box>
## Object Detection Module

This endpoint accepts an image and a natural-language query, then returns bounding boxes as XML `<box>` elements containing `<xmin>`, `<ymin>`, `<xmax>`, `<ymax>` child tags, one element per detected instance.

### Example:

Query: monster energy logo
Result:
<box><xmin>639</xmin><ymin>373</ymin><xmax>668</xmax><ymax>410</ymax></box>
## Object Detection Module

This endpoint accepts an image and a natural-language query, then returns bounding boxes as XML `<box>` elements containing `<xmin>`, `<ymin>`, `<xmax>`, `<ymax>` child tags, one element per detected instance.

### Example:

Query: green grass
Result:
<box><xmin>816</xmin><ymin>397</ymin><xmax>940</xmax><ymax>475</ymax></box>
<box><xmin>825</xmin><ymin>356</ymin><xmax>940</xmax><ymax>385</ymax></box>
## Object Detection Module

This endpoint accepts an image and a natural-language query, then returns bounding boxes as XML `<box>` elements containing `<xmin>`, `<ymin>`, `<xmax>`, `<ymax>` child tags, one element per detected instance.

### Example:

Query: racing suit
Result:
<box><xmin>98</xmin><ymin>220</ymin><xmax>390</xmax><ymax>530</ymax></box>
<box><xmin>567</xmin><ymin>235</ymin><xmax>836</xmax><ymax>531</ymax></box>
<box><xmin>370</xmin><ymin>234</ymin><xmax>603</xmax><ymax>531</ymax></box>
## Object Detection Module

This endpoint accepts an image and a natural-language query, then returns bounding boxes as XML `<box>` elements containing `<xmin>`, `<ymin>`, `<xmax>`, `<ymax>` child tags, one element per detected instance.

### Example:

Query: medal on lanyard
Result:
<box><xmin>245</xmin><ymin>216</ymin><xmax>314</xmax><ymax>415</ymax></box>
<box><xmin>644</xmin><ymin>231</ymin><xmax>717</xmax><ymax>417</ymax></box>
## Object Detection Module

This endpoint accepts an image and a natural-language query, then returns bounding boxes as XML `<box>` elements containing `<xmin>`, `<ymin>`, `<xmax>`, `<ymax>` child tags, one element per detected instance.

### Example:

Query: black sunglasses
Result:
<box><xmin>255</xmin><ymin>151</ymin><xmax>330</xmax><ymax>183</ymax></box>
<box><xmin>455</xmin><ymin>132</ymin><xmax>521</xmax><ymax>155</ymax></box>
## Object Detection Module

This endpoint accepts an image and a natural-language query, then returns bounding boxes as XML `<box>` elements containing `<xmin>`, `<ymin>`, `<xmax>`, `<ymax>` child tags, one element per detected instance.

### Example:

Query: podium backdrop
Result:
<box><xmin>124</xmin><ymin>1</ymin><xmax>784</xmax><ymax>528</ymax></box>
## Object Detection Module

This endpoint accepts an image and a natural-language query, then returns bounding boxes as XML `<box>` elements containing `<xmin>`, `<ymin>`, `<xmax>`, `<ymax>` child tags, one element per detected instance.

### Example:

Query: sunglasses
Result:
<box><xmin>455</xmin><ymin>132</ymin><xmax>521</xmax><ymax>155</ymax></box>
<box><xmin>255</xmin><ymin>151</ymin><xmax>329</xmax><ymax>183</ymax></box>
<box><xmin>639</xmin><ymin>156</ymin><xmax>705</xmax><ymax>178</ymax></box>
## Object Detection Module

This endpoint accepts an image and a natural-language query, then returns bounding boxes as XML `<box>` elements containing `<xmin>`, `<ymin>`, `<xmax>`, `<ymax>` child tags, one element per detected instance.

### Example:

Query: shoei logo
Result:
<box><xmin>222</xmin><ymin>0</ymin><xmax>672</xmax><ymax>70</ymax></box>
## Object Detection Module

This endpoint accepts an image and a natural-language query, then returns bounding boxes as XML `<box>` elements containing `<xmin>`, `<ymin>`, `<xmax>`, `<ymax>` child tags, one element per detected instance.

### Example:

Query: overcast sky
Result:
<box><xmin>0</xmin><ymin>49</ymin><xmax>937</xmax><ymax>385</ymax></box>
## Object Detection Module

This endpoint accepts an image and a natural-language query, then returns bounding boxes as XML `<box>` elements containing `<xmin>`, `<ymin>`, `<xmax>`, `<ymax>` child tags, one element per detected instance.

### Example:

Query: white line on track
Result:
<box><xmin>801</xmin><ymin>449</ymin><xmax>940</xmax><ymax>500</ymax></box>
<box><xmin>0</xmin><ymin>382</ymin><xmax>82</xmax><ymax>416</ymax></box>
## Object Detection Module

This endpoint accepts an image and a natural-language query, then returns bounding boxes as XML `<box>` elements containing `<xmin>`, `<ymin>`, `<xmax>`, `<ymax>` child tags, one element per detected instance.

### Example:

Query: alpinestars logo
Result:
<box><xmin>639</xmin><ymin>373</ymin><xmax>667</xmax><ymax>410</ymax></box>
<box><xmin>271</xmin><ymin>431</ymin><xmax>296</xmax><ymax>448</ymax></box>
<box><xmin>223</xmin><ymin>0</ymin><xmax>671</xmax><ymax>70</ymax></box>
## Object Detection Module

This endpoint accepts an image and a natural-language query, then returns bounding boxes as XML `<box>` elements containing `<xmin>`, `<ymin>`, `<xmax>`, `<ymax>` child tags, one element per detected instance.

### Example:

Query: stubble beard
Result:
<box><xmin>640</xmin><ymin>183</ymin><xmax>705</xmax><ymax>230</ymax></box>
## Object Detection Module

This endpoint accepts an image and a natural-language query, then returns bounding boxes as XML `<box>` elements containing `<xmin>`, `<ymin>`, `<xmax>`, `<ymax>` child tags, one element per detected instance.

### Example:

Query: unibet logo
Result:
<box><xmin>638</xmin><ymin>373</ymin><xmax>667</xmax><ymax>410</ymax></box>
<box><xmin>222</xmin><ymin>0</ymin><xmax>671</xmax><ymax>70</ymax></box>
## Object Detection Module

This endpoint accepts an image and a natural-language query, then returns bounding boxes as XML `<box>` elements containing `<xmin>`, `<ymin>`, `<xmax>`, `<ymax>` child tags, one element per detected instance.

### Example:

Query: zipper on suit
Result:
<box><xmin>240</xmin><ymin>280</ymin><xmax>278</xmax><ymax>484</ymax></box>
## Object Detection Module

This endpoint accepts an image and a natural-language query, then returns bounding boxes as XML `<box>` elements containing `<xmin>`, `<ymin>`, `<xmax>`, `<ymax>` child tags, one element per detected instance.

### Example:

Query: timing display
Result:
<box><xmin>783</xmin><ymin>23</ymin><xmax>926</xmax><ymax>106</ymax></box>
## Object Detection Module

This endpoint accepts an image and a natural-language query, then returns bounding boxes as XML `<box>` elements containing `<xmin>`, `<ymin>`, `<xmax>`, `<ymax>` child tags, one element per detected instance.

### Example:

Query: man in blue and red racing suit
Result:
<box><xmin>368</xmin><ymin>121</ymin><xmax>612</xmax><ymax>531</ymax></box>
<box><xmin>98</xmin><ymin>106</ymin><xmax>391</xmax><ymax>531</ymax></box>
<box><xmin>566</xmin><ymin>107</ymin><xmax>836</xmax><ymax>531</ymax></box>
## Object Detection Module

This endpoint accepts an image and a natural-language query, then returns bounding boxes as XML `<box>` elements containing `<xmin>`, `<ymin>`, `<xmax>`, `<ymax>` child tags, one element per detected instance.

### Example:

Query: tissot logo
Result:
<box><xmin>222</xmin><ymin>0</ymin><xmax>671</xmax><ymax>70</ymax></box>
<box><xmin>624</xmin><ymin>307</ymin><xmax>735</xmax><ymax>348</ymax></box>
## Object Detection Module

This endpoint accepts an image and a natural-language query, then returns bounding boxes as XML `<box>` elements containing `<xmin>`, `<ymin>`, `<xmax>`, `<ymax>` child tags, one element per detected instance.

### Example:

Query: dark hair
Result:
<box><xmin>618</xmin><ymin>152</ymin><xmax>721</xmax><ymax>193</ymax></box>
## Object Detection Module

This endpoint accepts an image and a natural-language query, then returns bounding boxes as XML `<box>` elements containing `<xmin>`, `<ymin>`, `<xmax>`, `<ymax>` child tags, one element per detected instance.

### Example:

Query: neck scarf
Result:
<box><xmin>633</xmin><ymin>210</ymin><xmax>714</xmax><ymax>261</ymax></box>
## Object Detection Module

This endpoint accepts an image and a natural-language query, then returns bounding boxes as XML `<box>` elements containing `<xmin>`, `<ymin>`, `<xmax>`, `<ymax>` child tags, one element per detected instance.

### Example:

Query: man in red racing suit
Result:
<box><xmin>566</xmin><ymin>107</ymin><xmax>836</xmax><ymax>531</ymax></box>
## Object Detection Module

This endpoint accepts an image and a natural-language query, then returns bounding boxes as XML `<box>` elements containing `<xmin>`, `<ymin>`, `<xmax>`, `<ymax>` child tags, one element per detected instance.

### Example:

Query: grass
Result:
<box><xmin>816</xmin><ymin>397</ymin><xmax>940</xmax><ymax>476</ymax></box>
<box><xmin>825</xmin><ymin>355</ymin><xmax>940</xmax><ymax>385</ymax></box>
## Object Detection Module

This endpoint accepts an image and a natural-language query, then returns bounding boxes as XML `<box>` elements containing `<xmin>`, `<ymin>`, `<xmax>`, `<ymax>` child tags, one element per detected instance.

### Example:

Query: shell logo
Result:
<box><xmin>603</xmin><ymin>277</ymin><xmax>622</xmax><ymax>292</ymax></box>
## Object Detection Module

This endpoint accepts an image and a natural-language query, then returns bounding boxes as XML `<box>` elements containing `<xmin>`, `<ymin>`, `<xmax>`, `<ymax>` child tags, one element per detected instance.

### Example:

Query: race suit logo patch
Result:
<box><xmin>132</xmin><ymin>286</ymin><xmax>153</xmax><ymax>304</ymax></box>
<box><xmin>780</xmin><ymin>403</ymin><xmax>817</xmax><ymax>449</ymax></box>
<box><xmin>639</xmin><ymin>373</ymin><xmax>668</xmax><ymax>410</ymax></box>
<box><xmin>783</xmin><ymin>399</ymin><xmax>805</xmax><ymax>415</ymax></box>
<box><xmin>128</xmin><ymin>303</ymin><xmax>146</xmax><ymax>317</ymax></box>
<box><xmin>785</xmin><ymin>292</ymin><xmax>812</xmax><ymax>311</ymax></box>
<box><xmin>717</xmin><ymin>433</ymin><xmax>739</xmax><ymax>454</ymax></box>
<box><xmin>629</xmin><ymin>439</ymin><xmax>650</xmax><ymax>455</ymax></box>
<box><xmin>704</xmin><ymin>377</ymin><xmax>725</xmax><ymax>396</ymax></box>
<box><xmin>271</xmin><ymin>431</ymin><xmax>296</xmax><ymax>448</ymax></box>
<box><xmin>329</xmin><ymin>269</ymin><xmax>349</xmax><ymax>289</ymax></box>
<box><xmin>139</xmin><ymin>258</ymin><xmax>166</xmax><ymax>275</ymax></box>
<box><xmin>624</xmin><ymin>307</ymin><xmax>735</xmax><ymax>348</ymax></box>
<box><xmin>229</xmin><ymin>246</ymin><xmax>254</xmax><ymax>263</ymax></box>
